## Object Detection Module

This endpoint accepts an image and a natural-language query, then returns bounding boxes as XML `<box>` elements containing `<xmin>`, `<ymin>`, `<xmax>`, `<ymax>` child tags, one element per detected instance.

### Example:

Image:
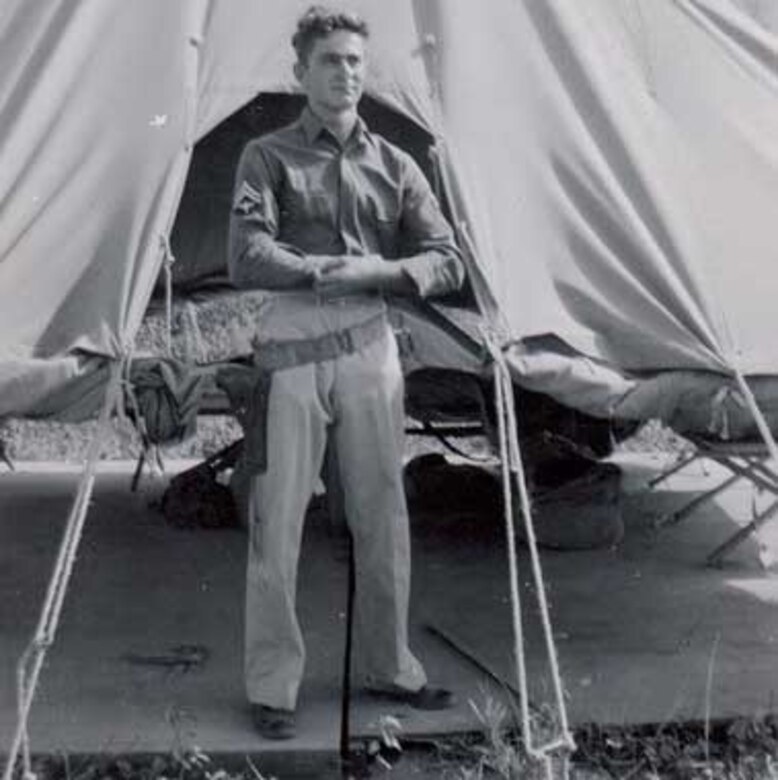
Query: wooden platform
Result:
<box><xmin>2</xmin><ymin>453</ymin><xmax>778</xmax><ymax>764</ymax></box>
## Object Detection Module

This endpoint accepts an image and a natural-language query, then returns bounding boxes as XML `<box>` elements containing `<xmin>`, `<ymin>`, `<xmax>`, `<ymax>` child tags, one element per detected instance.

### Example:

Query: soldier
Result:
<box><xmin>228</xmin><ymin>5</ymin><xmax>464</xmax><ymax>740</ymax></box>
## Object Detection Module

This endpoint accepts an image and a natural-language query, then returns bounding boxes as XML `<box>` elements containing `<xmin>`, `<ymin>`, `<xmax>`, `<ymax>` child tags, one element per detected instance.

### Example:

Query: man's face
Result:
<box><xmin>296</xmin><ymin>30</ymin><xmax>366</xmax><ymax>114</ymax></box>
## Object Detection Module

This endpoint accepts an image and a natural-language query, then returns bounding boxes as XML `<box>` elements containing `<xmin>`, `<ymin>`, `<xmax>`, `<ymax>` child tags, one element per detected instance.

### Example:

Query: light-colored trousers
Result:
<box><xmin>245</xmin><ymin>314</ymin><xmax>427</xmax><ymax>710</ymax></box>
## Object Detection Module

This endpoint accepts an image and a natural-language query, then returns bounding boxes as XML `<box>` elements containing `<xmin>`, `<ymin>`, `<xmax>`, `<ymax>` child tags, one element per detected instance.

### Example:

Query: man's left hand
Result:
<box><xmin>313</xmin><ymin>255</ymin><xmax>411</xmax><ymax>297</ymax></box>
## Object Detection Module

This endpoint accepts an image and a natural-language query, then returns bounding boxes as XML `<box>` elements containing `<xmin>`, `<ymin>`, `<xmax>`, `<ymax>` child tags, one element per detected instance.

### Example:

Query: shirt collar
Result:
<box><xmin>299</xmin><ymin>106</ymin><xmax>372</xmax><ymax>150</ymax></box>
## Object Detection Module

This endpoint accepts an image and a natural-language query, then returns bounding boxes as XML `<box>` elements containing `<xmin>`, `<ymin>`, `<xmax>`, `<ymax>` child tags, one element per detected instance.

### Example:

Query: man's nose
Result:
<box><xmin>338</xmin><ymin>59</ymin><xmax>355</xmax><ymax>76</ymax></box>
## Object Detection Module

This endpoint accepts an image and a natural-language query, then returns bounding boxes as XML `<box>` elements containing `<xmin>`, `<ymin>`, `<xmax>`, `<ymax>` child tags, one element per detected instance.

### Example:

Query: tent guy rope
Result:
<box><xmin>3</xmin><ymin>362</ymin><xmax>125</xmax><ymax>780</ymax></box>
<box><xmin>161</xmin><ymin>235</ymin><xmax>177</xmax><ymax>358</ymax></box>
<box><xmin>733</xmin><ymin>368</ymin><xmax>778</xmax><ymax>463</ymax></box>
<box><xmin>485</xmin><ymin>332</ymin><xmax>575</xmax><ymax>776</ymax></box>
<box><xmin>418</xmin><ymin>24</ymin><xmax>572</xmax><ymax>765</ymax></box>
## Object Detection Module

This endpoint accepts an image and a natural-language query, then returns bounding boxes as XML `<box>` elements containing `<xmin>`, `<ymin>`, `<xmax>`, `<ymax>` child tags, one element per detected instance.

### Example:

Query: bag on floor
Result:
<box><xmin>160</xmin><ymin>441</ymin><xmax>242</xmax><ymax>530</ymax></box>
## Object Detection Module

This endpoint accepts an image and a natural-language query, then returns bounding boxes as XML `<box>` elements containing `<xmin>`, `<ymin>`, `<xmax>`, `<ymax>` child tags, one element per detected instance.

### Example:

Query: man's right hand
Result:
<box><xmin>310</xmin><ymin>255</ymin><xmax>348</xmax><ymax>286</ymax></box>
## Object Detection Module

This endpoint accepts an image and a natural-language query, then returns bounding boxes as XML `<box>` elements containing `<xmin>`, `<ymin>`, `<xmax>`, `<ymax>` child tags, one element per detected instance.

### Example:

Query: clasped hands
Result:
<box><xmin>310</xmin><ymin>254</ymin><xmax>407</xmax><ymax>297</ymax></box>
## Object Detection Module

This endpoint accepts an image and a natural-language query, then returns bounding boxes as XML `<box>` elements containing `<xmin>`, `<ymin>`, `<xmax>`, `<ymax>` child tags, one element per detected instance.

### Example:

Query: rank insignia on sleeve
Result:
<box><xmin>232</xmin><ymin>180</ymin><xmax>264</xmax><ymax>218</ymax></box>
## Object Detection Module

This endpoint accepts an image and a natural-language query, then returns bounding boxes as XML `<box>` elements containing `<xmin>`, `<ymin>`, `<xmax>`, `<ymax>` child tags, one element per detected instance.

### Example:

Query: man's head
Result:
<box><xmin>292</xmin><ymin>6</ymin><xmax>369</xmax><ymax>115</ymax></box>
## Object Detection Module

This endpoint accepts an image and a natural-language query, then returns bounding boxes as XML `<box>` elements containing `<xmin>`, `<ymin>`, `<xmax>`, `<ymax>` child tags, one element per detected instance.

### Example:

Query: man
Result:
<box><xmin>228</xmin><ymin>6</ymin><xmax>465</xmax><ymax>740</ymax></box>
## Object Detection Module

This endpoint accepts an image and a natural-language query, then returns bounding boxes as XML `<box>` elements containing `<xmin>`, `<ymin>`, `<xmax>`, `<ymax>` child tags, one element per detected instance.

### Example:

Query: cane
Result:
<box><xmin>324</xmin><ymin>441</ymin><xmax>365</xmax><ymax>778</ymax></box>
<box><xmin>339</xmin><ymin>533</ymin><xmax>357</xmax><ymax>776</ymax></box>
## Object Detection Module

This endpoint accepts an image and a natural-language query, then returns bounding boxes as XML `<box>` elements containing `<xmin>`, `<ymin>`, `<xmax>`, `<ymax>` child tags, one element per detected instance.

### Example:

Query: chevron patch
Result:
<box><xmin>232</xmin><ymin>180</ymin><xmax>264</xmax><ymax>218</ymax></box>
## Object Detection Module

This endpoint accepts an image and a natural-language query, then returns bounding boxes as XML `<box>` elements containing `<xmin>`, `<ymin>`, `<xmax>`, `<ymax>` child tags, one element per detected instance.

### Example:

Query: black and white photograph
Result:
<box><xmin>2</xmin><ymin>1</ymin><xmax>778</xmax><ymax>778</ymax></box>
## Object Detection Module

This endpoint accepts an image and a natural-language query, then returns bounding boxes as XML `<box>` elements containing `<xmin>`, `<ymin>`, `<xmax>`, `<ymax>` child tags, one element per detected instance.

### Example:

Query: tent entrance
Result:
<box><xmin>164</xmin><ymin>91</ymin><xmax>472</xmax><ymax>310</ymax></box>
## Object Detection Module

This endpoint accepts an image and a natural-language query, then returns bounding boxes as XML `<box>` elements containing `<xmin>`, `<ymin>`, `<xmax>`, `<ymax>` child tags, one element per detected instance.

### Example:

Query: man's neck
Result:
<box><xmin>309</xmin><ymin>104</ymin><xmax>357</xmax><ymax>145</ymax></box>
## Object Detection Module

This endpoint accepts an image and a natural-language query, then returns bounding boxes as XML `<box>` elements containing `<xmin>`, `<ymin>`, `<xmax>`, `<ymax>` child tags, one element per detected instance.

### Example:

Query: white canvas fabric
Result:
<box><xmin>2</xmin><ymin>0</ymin><xmax>778</xmax><ymax>419</ymax></box>
<box><xmin>428</xmin><ymin>0</ymin><xmax>778</xmax><ymax>373</ymax></box>
<box><xmin>729</xmin><ymin>0</ymin><xmax>778</xmax><ymax>32</ymax></box>
<box><xmin>0</xmin><ymin>1</ymin><xmax>196</xmax><ymax>415</ymax></box>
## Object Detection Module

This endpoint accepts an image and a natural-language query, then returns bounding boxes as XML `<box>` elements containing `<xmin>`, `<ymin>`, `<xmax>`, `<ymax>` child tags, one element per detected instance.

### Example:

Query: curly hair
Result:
<box><xmin>292</xmin><ymin>6</ymin><xmax>369</xmax><ymax>65</ymax></box>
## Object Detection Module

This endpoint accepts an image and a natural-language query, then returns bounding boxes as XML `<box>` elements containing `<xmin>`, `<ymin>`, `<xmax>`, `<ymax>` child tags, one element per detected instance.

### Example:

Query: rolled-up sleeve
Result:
<box><xmin>227</xmin><ymin>142</ymin><xmax>318</xmax><ymax>290</ymax></box>
<box><xmin>394</xmin><ymin>155</ymin><xmax>465</xmax><ymax>298</ymax></box>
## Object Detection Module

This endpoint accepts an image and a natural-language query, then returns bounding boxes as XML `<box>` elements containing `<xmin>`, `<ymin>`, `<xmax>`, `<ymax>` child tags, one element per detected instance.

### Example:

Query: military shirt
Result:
<box><xmin>228</xmin><ymin>107</ymin><xmax>464</xmax><ymax>300</ymax></box>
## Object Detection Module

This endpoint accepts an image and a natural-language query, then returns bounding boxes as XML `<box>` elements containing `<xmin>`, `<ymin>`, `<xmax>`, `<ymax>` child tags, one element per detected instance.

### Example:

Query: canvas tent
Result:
<box><xmin>731</xmin><ymin>0</ymin><xmax>778</xmax><ymax>31</ymax></box>
<box><xmin>2</xmin><ymin>0</ymin><xmax>778</xmax><ymax>429</ymax></box>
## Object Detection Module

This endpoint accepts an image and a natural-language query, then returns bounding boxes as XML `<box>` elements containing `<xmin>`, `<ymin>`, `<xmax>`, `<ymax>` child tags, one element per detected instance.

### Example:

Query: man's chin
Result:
<box><xmin>327</xmin><ymin>98</ymin><xmax>359</xmax><ymax>112</ymax></box>
<box><xmin>331</xmin><ymin>89</ymin><xmax>360</xmax><ymax>104</ymax></box>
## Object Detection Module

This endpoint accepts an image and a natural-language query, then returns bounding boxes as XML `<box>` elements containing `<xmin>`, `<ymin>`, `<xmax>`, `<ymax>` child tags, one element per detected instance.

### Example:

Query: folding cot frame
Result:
<box><xmin>651</xmin><ymin>437</ymin><xmax>778</xmax><ymax>566</ymax></box>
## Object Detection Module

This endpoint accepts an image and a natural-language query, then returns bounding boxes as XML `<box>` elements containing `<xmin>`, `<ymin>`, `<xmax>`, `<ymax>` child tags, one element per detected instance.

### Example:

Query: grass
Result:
<box><xmin>441</xmin><ymin>697</ymin><xmax>562</xmax><ymax>780</ymax></box>
<box><xmin>17</xmin><ymin>753</ymin><xmax>279</xmax><ymax>780</ymax></box>
<box><xmin>395</xmin><ymin>710</ymin><xmax>778</xmax><ymax>780</ymax></box>
<box><xmin>9</xmin><ymin>699</ymin><xmax>778</xmax><ymax>780</ymax></box>
<box><xmin>572</xmin><ymin>717</ymin><xmax>778</xmax><ymax>780</ymax></box>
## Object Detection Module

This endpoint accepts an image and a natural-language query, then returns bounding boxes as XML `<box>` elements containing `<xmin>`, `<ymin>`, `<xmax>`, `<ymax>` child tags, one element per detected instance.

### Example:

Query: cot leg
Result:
<box><xmin>746</xmin><ymin>459</ymin><xmax>778</xmax><ymax>490</ymax></box>
<box><xmin>130</xmin><ymin>449</ymin><xmax>146</xmax><ymax>493</ymax></box>
<box><xmin>648</xmin><ymin>450</ymin><xmax>700</xmax><ymax>489</ymax></box>
<box><xmin>707</xmin><ymin>498</ymin><xmax>778</xmax><ymax>567</ymax></box>
<box><xmin>655</xmin><ymin>472</ymin><xmax>740</xmax><ymax>528</ymax></box>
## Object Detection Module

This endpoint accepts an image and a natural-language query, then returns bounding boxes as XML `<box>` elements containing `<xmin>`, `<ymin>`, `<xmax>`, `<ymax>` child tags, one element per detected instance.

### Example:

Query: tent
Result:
<box><xmin>4</xmin><ymin>0</ymin><xmax>778</xmax><ymax>426</ymax></box>
<box><xmin>3</xmin><ymin>0</ymin><xmax>778</xmax><ymax>768</ymax></box>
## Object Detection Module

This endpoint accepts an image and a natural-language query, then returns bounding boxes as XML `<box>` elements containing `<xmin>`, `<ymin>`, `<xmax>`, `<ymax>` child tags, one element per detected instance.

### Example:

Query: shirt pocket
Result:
<box><xmin>306</xmin><ymin>191</ymin><xmax>333</xmax><ymax>223</ymax></box>
<box><xmin>280</xmin><ymin>181</ymin><xmax>333</xmax><ymax>226</ymax></box>
<box><xmin>370</xmin><ymin>200</ymin><xmax>401</xmax><ymax>258</ymax></box>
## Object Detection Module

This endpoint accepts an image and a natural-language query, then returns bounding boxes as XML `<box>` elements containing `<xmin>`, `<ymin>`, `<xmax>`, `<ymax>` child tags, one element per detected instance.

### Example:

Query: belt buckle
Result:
<box><xmin>335</xmin><ymin>328</ymin><xmax>354</xmax><ymax>354</ymax></box>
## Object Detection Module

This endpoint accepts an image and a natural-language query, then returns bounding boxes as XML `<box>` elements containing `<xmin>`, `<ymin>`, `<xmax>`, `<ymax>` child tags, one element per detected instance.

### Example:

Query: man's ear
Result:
<box><xmin>293</xmin><ymin>60</ymin><xmax>306</xmax><ymax>84</ymax></box>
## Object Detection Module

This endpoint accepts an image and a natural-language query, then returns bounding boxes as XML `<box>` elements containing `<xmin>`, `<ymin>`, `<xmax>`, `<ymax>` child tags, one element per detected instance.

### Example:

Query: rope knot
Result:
<box><xmin>160</xmin><ymin>235</ymin><xmax>176</xmax><ymax>268</ymax></box>
<box><xmin>708</xmin><ymin>384</ymin><xmax>746</xmax><ymax>441</ymax></box>
<box><xmin>31</xmin><ymin>636</ymin><xmax>53</xmax><ymax>651</ymax></box>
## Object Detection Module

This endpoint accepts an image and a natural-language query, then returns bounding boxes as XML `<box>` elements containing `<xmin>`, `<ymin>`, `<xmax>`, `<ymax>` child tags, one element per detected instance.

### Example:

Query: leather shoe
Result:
<box><xmin>367</xmin><ymin>684</ymin><xmax>456</xmax><ymax>711</ymax></box>
<box><xmin>250</xmin><ymin>703</ymin><xmax>296</xmax><ymax>740</ymax></box>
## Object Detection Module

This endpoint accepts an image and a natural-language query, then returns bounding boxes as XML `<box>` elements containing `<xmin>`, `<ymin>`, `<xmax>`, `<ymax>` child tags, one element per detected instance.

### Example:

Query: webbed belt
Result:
<box><xmin>218</xmin><ymin>314</ymin><xmax>386</xmax><ymax>475</ymax></box>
